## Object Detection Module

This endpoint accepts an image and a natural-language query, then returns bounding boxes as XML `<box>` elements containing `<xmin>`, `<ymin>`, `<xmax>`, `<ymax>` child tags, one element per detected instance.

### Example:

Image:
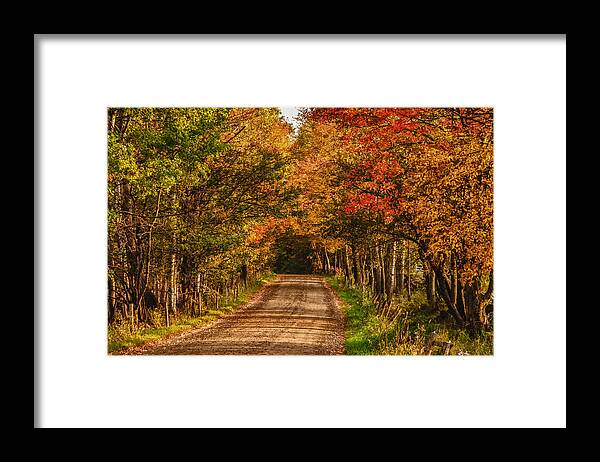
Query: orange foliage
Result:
<box><xmin>308</xmin><ymin>108</ymin><xmax>493</xmax><ymax>284</ymax></box>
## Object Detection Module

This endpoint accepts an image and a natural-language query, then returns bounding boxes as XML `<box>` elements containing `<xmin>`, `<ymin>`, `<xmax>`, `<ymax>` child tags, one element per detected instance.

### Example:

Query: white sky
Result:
<box><xmin>279</xmin><ymin>107</ymin><xmax>301</xmax><ymax>131</ymax></box>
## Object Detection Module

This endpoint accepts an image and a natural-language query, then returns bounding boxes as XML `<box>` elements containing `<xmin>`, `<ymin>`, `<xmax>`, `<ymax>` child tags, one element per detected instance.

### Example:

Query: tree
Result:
<box><xmin>301</xmin><ymin>108</ymin><xmax>494</xmax><ymax>332</ymax></box>
<box><xmin>107</xmin><ymin>107</ymin><xmax>294</xmax><ymax>328</ymax></box>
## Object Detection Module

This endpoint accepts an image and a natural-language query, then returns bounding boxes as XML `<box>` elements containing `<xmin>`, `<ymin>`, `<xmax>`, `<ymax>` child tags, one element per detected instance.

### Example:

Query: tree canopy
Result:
<box><xmin>107</xmin><ymin>106</ymin><xmax>493</xmax><ymax>335</ymax></box>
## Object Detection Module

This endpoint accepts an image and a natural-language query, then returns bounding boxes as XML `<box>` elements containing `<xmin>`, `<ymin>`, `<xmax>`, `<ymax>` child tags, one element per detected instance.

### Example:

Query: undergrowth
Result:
<box><xmin>326</xmin><ymin>276</ymin><xmax>493</xmax><ymax>356</ymax></box>
<box><xmin>108</xmin><ymin>273</ymin><xmax>275</xmax><ymax>354</ymax></box>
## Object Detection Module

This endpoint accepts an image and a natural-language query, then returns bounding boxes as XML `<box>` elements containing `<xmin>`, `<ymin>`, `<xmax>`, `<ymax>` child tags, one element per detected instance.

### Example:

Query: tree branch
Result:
<box><xmin>223</xmin><ymin>125</ymin><xmax>246</xmax><ymax>144</ymax></box>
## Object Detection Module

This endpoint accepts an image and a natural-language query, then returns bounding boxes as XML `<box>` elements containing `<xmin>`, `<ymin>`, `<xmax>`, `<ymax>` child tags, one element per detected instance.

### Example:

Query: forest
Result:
<box><xmin>107</xmin><ymin>107</ymin><xmax>493</xmax><ymax>354</ymax></box>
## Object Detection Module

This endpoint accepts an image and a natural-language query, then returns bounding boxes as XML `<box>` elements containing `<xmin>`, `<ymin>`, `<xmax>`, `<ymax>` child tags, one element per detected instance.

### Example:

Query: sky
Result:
<box><xmin>279</xmin><ymin>107</ymin><xmax>301</xmax><ymax>132</ymax></box>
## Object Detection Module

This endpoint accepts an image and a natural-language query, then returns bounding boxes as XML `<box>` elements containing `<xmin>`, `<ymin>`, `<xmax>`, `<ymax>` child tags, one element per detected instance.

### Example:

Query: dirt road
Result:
<box><xmin>126</xmin><ymin>275</ymin><xmax>345</xmax><ymax>355</ymax></box>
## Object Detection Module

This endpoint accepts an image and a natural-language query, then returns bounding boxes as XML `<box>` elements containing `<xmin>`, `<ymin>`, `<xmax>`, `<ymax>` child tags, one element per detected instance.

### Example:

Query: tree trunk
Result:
<box><xmin>450</xmin><ymin>252</ymin><xmax>458</xmax><ymax>307</ymax></box>
<box><xmin>344</xmin><ymin>245</ymin><xmax>353</xmax><ymax>286</ymax></box>
<box><xmin>241</xmin><ymin>263</ymin><xmax>248</xmax><ymax>288</ymax></box>
<box><xmin>360</xmin><ymin>253</ymin><xmax>367</xmax><ymax>288</ymax></box>
<box><xmin>425</xmin><ymin>265</ymin><xmax>437</xmax><ymax>310</ymax></box>
<box><xmin>429</xmin><ymin>260</ymin><xmax>465</xmax><ymax>326</ymax></box>
<box><xmin>129</xmin><ymin>302</ymin><xmax>135</xmax><ymax>329</ymax></box>
<box><xmin>351</xmin><ymin>242</ymin><xmax>359</xmax><ymax>287</ymax></box>
<box><xmin>196</xmin><ymin>272</ymin><xmax>202</xmax><ymax>317</ymax></box>
<box><xmin>377</xmin><ymin>243</ymin><xmax>385</xmax><ymax>297</ymax></box>
<box><xmin>369</xmin><ymin>248</ymin><xmax>375</xmax><ymax>293</ymax></box>
<box><xmin>478</xmin><ymin>271</ymin><xmax>494</xmax><ymax>330</ymax></box>
<box><xmin>406</xmin><ymin>244</ymin><xmax>412</xmax><ymax>300</ymax></box>
<box><xmin>386</xmin><ymin>241</ymin><xmax>397</xmax><ymax>300</ymax></box>
<box><xmin>399</xmin><ymin>240</ymin><xmax>405</xmax><ymax>296</ymax></box>
<box><xmin>170</xmin><ymin>252</ymin><xmax>177</xmax><ymax>323</ymax></box>
<box><xmin>108</xmin><ymin>276</ymin><xmax>115</xmax><ymax>324</ymax></box>
<box><xmin>164</xmin><ymin>284</ymin><xmax>170</xmax><ymax>327</ymax></box>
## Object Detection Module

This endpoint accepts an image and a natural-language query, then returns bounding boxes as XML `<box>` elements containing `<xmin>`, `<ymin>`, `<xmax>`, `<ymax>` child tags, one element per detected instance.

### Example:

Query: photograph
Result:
<box><xmin>37</xmin><ymin>35</ymin><xmax>565</xmax><ymax>428</ymax></box>
<box><xmin>107</xmin><ymin>107</ymin><xmax>494</xmax><ymax>356</ymax></box>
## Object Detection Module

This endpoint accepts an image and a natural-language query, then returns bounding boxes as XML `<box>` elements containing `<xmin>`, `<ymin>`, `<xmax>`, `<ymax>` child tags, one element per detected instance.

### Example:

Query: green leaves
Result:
<box><xmin>107</xmin><ymin>107</ymin><xmax>295</xmax><ymax>312</ymax></box>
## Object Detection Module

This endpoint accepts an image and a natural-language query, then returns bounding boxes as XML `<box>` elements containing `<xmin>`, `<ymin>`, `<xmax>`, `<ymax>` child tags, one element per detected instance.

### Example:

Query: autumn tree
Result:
<box><xmin>107</xmin><ymin>107</ymin><xmax>294</xmax><ymax>328</ymax></box>
<box><xmin>299</xmin><ymin>108</ymin><xmax>494</xmax><ymax>332</ymax></box>
<box><xmin>108</xmin><ymin>105</ymin><xmax>493</xmax><ymax>340</ymax></box>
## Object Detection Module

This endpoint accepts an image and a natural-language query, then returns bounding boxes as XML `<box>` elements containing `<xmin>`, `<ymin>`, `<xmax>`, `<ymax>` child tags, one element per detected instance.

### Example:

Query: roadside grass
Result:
<box><xmin>326</xmin><ymin>276</ymin><xmax>493</xmax><ymax>356</ymax></box>
<box><xmin>108</xmin><ymin>272</ymin><xmax>275</xmax><ymax>354</ymax></box>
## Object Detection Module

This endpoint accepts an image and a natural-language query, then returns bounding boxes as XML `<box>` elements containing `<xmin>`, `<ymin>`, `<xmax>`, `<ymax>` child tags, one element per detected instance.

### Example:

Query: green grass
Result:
<box><xmin>326</xmin><ymin>276</ymin><xmax>493</xmax><ymax>356</ymax></box>
<box><xmin>327</xmin><ymin>276</ymin><xmax>379</xmax><ymax>354</ymax></box>
<box><xmin>108</xmin><ymin>318</ymin><xmax>206</xmax><ymax>353</ymax></box>
<box><xmin>108</xmin><ymin>273</ymin><xmax>275</xmax><ymax>354</ymax></box>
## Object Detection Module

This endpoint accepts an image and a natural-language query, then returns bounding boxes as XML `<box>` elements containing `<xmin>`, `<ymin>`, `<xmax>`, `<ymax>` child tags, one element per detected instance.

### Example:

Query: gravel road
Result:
<box><xmin>124</xmin><ymin>274</ymin><xmax>345</xmax><ymax>355</ymax></box>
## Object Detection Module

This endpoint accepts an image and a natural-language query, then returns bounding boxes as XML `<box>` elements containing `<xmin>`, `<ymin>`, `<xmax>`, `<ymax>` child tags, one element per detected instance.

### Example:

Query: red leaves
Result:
<box><xmin>341</xmin><ymin>152</ymin><xmax>405</xmax><ymax>222</ymax></box>
<box><xmin>293</xmin><ymin>106</ymin><xmax>493</xmax><ymax>303</ymax></box>
<box><xmin>309</xmin><ymin>107</ymin><xmax>431</xmax><ymax>149</ymax></box>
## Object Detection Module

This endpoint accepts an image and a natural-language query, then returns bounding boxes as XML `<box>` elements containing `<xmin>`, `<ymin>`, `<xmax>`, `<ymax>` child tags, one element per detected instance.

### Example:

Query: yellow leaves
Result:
<box><xmin>290</xmin><ymin>108</ymin><xmax>493</xmax><ymax>285</ymax></box>
<box><xmin>223</xmin><ymin>108</ymin><xmax>294</xmax><ymax>158</ymax></box>
<box><xmin>394</xmin><ymin>109</ymin><xmax>494</xmax><ymax>283</ymax></box>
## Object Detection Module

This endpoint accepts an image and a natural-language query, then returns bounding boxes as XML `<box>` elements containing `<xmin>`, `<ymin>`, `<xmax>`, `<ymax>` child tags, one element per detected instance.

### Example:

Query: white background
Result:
<box><xmin>36</xmin><ymin>35</ymin><xmax>566</xmax><ymax>428</ymax></box>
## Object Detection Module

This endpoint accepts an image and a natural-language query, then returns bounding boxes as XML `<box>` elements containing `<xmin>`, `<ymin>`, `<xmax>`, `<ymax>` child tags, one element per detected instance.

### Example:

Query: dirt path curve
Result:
<box><xmin>126</xmin><ymin>274</ymin><xmax>345</xmax><ymax>355</ymax></box>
